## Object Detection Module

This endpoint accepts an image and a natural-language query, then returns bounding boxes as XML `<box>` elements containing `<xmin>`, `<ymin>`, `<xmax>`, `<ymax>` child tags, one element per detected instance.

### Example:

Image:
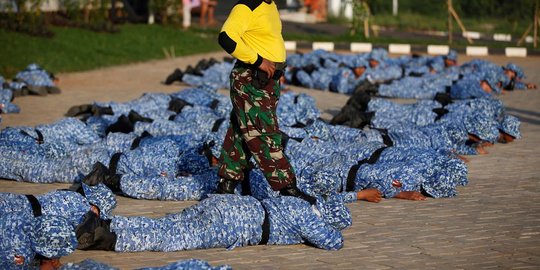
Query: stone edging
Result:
<box><xmin>284</xmin><ymin>41</ymin><xmax>536</xmax><ymax>57</ymax></box>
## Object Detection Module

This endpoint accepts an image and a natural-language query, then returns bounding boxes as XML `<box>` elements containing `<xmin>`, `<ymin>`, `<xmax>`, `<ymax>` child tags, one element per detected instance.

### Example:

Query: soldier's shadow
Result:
<box><xmin>506</xmin><ymin>107</ymin><xmax>540</xmax><ymax>126</ymax></box>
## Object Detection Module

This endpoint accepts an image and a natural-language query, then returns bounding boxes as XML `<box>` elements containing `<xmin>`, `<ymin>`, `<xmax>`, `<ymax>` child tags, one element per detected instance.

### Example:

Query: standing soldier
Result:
<box><xmin>216</xmin><ymin>0</ymin><xmax>315</xmax><ymax>203</ymax></box>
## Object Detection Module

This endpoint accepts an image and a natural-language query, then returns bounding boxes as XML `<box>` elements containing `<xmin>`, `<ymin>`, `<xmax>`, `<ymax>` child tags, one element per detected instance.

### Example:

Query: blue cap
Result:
<box><xmin>505</xmin><ymin>63</ymin><xmax>525</xmax><ymax>79</ymax></box>
<box><xmin>499</xmin><ymin>114</ymin><xmax>521</xmax><ymax>139</ymax></box>
<box><xmin>26</xmin><ymin>63</ymin><xmax>42</xmax><ymax>71</ymax></box>
<box><xmin>353</xmin><ymin>57</ymin><xmax>368</xmax><ymax>68</ymax></box>
<box><xmin>446</xmin><ymin>49</ymin><xmax>458</xmax><ymax>61</ymax></box>
<box><xmin>368</xmin><ymin>48</ymin><xmax>388</xmax><ymax>62</ymax></box>
<box><xmin>316</xmin><ymin>194</ymin><xmax>352</xmax><ymax>230</ymax></box>
<box><xmin>421</xmin><ymin>161</ymin><xmax>460</xmax><ymax>198</ymax></box>
<box><xmin>31</xmin><ymin>215</ymin><xmax>77</xmax><ymax>259</ymax></box>
<box><xmin>82</xmin><ymin>183</ymin><xmax>117</xmax><ymax>219</ymax></box>
<box><xmin>465</xmin><ymin>112</ymin><xmax>500</xmax><ymax>143</ymax></box>
<box><xmin>341</xmin><ymin>55</ymin><xmax>368</xmax><ymax>69</ymax></box>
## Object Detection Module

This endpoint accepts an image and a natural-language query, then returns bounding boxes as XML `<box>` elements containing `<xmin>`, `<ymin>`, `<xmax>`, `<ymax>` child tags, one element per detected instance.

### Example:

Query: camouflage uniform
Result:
<box><xmin>119</xmin><ymin>169</ymin><xmax>219</xmax><ymax>201</ymax></box>
<box><xmin>0</xmin><ymin>77</ymin><xmax>21</xmax><ymax>115</ymax></box>
<box><xmin>112</xmin><ymin>194</ymin><xmax>350</xmax><ymax>252</ymax></box>
<box><xmin>59</xmin><ymin>258</ymin><xmax>231</xmax><ymax>270</ymax></box>
<box><xmin>13</xmin><ymin>63</ymin><xmax>60</xmax><ymax>95</ymax></box>
<box><xmin>0</xmin><ymin>212</ymin><xmax>77</xmax><ymax>269</ymax></box>
<box><xmin>0</xmin><ymin>183</ymin><xmax>116</xmax><ymax>227</ymax></box>
<box><xmin>181</xmin><ymin>62</ymin><xmax>234</xmax><ymax>90</ymax></box>
<box><xmin>218</xmin><ymin>64</ymin><xmax>295</xmax><ymax>190</ymax></box>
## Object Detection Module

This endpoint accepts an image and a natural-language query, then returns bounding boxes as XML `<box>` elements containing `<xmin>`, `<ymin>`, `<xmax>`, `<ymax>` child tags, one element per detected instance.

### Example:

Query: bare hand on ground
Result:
<box><xmin>476</xmin><ymin>145</ymin><xmax>488</xmax><ymax>155</ymax></box>
<box><xmin>394</xmin><ymin>191</ymin><xmax>426</xmax><ymax>201</ymax></box>
<box><xmin>456</xmin><ymin>154</ymin><xmax>470</xmax><ymax>163</ymax></box>
<box><xmin>356</xmin><ymin>188</ymin><xmax>382</xmax><ymax>203</ymax></box>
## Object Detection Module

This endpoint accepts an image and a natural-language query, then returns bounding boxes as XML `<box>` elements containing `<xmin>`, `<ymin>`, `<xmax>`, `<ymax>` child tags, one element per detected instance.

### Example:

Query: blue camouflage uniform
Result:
<box><xmin>277</xmin><ymin>92</ymin><xmax>321</xmax><ymax>127</ymax></box>
<box><xmin>377</xmin><ymin>73</ymin><xmax>450</xmax><ymax>99</ymax></box>
<box><xmin>499</xmin><ymin>114</ymin><xmax>521</xmax><ymax>139</ymax></box>
<box><xmin>0</xmin><ymin>127</ymin><xmax>81</xmax><ymax>183</ymax></box>
<box><xmin>0</xmin><ymin>76</ymin><xmax>21</xmax><ymax>115</ymax></box>
<box><xmin>182</xmin><ymin>62</ymin><xmax>234</xmax><ymax>90</ymax></box>
<box><xmin>60</xmin><ymin>259</ymin><xmax>119</xmax><ymax>270</ymax></box>
<box><xmin>283</xmin><ymin>136</ymin><xmax>467</xmax><ymax>199</ymax></box>
<box><xmin>366</xmin><ymin>98</ymin><xmax>441</xmax><ymax>128</ymax></box>
<box><xmin>0</xmin><ymin>183</ymin><xmax>116</xmax><ymax>227</ymax></box>
<box><xmin>60</xmin><ymin>258</ymin><xmax>231</xmax><ymax>270</ymax></box>
<box><xmin>14</xmin><ymin>63</ymin><xmax>59</xmax><ymax>94</ymax></box>
<box><xmin>112</xmin><ymin>194</ymin><xmax>350</xmax><ymax>252</ymax></box>
<box><xmin>0</xmin><ymin>213</ymin><xmax>77</xmax><ymax>269</ymax></box>
<box><xmin>138</xmin><ymin>259</ymin><xmax>232</xmax><ymax>270</ymax></box>
<box><xmin>96</xmin><ymin>93</ymin><xmax>172</xmax><ymax>117</ymax></box>
<box><xmin>504</xmin><ymin>63</ymin><xmax>528</xmax><ymax>90</ymax></box>
<box><xmin>119</xmin><ymin>169</ymin><xmax>219</xmax><ymax>201</ymax></box>
<box><xmin>363</xmin><ymin>49</ymin><xmax>403</xmax><ymax>84</ymax></box>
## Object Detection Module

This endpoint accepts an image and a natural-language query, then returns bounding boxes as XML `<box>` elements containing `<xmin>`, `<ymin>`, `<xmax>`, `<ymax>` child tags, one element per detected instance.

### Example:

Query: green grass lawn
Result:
<box><xmin>0</xmin><ymin>24</ymin><xmax>221</xmax><ymax>78</ymax></box>
<box><xmin>371</xmin><ymin>12</ymin><xmax>531</xmax><ymax>35</ymax></box>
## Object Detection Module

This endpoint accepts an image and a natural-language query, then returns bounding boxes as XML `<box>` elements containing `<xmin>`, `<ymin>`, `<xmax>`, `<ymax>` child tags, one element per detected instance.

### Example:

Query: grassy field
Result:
<box><xmin>0</xmin><ymin>24</ymin><xmax>221</xmax><ymax>78</ymax></box>
<box><xmin>370</xmin><ymin>12</ymin><xmax>531</xmax><ymax>35</ymax></box>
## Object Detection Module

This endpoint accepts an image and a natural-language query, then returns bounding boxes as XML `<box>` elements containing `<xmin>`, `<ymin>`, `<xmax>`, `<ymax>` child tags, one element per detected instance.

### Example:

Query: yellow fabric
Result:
<box><xmin>221</xmin><ymin>1</ymin><xmax>286</xmax><ymax>64</ymax></box>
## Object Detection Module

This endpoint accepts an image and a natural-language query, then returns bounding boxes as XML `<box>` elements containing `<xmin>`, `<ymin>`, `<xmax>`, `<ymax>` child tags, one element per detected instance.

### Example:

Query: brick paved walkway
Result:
<box><xmin>1</xmin><ymin>53</ymin><xmax>539</xmax><ymax>269</ymax></box>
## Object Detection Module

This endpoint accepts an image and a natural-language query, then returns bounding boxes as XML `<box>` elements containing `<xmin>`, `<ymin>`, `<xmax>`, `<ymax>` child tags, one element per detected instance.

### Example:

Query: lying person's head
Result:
<box><xmin>368</xmin><ymin>48</ymin><xmax>387</xmax><ymax>68</ymax></box>
<box><xmin>82</xmin><ymin>183</ymin><xmax>117</xmax><ymax>219</ymax></box>
<box><xmin>465</xmin><ymin>112</ymin><xmax>500</xmax><ymax>144</ymax></box>
<box><xmin>444</xmin><ymin>50</ymin><xmax>458</xmax><ymax>67</ymax></box>
<box><xmin>504</xmin><ymin>63</ymin><xmax>525</xmax><ymax>80</ymax></box>
<box><xmin>498</xmin><ymin>115</ymin><xmax>521</xmax><ymax>143</ymax></box>
<box><xmin>353</xmin><ymin>66</ymin><xmax>367</xmax><ymax>78</ymax></box>
<box><xmin>480</xmin><ymin>80</ymin><xmax>493</xmax><ymax>94</ymax></box>
<box><xmin>8</xmin><ymin>215</ymin><xmax>77</xmax><ymax>269</ymax></box>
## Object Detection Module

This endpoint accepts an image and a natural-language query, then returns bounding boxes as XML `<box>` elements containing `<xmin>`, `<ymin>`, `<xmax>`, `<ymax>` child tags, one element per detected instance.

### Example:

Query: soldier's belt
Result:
<box><xmin>25</xmin><ymin>194</ymin><xmax>43</xmax><ymax>217</ymax></box>
<box><xmin>259</xmin><ymin>206</ymin><xmax>270</xmax><ymax>245</ymax></box>
<box><xmin>274</xmin><ymin>62</ymin><xmax>287</xmax><ymax>71</ymax></box>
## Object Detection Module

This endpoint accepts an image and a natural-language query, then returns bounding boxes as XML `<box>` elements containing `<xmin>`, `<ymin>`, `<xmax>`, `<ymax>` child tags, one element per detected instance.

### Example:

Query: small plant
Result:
<box><xmin>0</xmin><ymin>0</ymin><xmax>54</xmax><ymax>37</ymax></box>
<box><xmin>149</xmin><ymin>0</ymin><xmax>181</xmax><ymax>25</ymax></box>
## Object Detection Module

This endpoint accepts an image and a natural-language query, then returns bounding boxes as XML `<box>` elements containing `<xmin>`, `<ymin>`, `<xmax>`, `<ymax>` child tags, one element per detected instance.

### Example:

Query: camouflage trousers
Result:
<box><xmin>218</xmin><ymin>65</ymin><xmax>295</xmax><ymax>190</ymax></box>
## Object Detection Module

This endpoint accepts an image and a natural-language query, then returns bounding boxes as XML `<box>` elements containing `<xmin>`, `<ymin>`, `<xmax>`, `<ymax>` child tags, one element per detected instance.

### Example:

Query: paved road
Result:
<box><xmin>1</xmin><ymin>53</ymin><xmax>539</xmax><ymax>269</ymax></box>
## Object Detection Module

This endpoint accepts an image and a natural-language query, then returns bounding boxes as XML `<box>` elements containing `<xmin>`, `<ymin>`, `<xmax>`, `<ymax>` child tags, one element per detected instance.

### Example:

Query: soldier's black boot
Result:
<box><xmin>216</xmin><ymin>178</ymin><xmax>239</xmax><ymax>194</ymax></box>
<box><xmin>280</xmin><ymin>181</ymin><xmax>316</xmax><ymax>205</ymax></box>
<box><xmin>164</xmin><ymin>68</ymin><xmax>184</xmax><ymax>85</ymax></box>
<box><xmin>128</xmin><ymin>110</ymin><xmax>153</xmax><ymax>124</ymax></box>
<box><xmin>66</xmin><ymin>104</ymin><xmax>93</xmax><ymax>117</ymax></box>
<box><xmin>91</xmin><ymin>105</ymin><xmax>114</xmax><ymax>116</ymax></box>
<box><xmin>82</xmin><ymin>162</ymin><xmax>111</xmax><ymax>186</ymax></box>
<box><xmin>103</xmin><ymin>174</ymin><xmax>122</xmax><ymax>193</ymax></box>
<box><xmin>76</xmin><ymin>211</ymin><xmax>116</xmax><ymax>251</ymax></box>
<box><xmin>106</xmin><ymin>115</ymin><xmax>134</xmax><ymax>134</ymax></box>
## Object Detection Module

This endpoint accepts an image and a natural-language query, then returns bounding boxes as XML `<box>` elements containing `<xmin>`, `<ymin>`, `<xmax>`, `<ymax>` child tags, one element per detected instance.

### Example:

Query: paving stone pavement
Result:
<box><xmin>1</xmin><ymin>53</ymin><xmax>539</xmax><ymax>269</ymax></box>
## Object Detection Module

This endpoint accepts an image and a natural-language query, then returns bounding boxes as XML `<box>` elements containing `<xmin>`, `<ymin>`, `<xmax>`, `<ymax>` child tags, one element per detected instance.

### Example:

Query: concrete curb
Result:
<box><xmin>285</xmin><ymin>41</ymin><xmax>537</xmax><ymax>57</ymax></box>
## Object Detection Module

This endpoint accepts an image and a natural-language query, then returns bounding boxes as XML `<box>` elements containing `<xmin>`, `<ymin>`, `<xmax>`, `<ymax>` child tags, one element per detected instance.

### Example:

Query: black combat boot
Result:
<box><xmin>76</xmin><ymin>211</ymin><xmax>116</xmax><ymax>251</ymax></box>
<box><xmin>216</xmin><ymin>178</ymin><xmax>240</xmax><ymax>194</ymax></box>
<box><xmin>164</xmin><ymin>68</ymin><xmax>184</xmax><ymax>85</ymax></box>
<box><xmin>280</xmin><ymin>181</ymin><xmax>316</xmax><ymax>205</ymax></box>
<box><xmin>82</xmin><ymin>162</ymin><xmax>111</xmax><ymax>186</ymax></box>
